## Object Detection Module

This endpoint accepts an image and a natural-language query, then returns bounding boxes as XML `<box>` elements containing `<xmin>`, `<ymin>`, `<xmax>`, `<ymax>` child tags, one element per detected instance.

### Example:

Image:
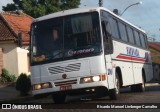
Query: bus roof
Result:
<box><xmin>34</xmin><ymin>7</ymin><xmax>146</xmax><ymax>34</ymax></box>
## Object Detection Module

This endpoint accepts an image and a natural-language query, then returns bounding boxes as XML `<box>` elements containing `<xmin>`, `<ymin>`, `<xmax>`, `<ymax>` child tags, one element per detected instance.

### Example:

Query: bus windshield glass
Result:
<box><xmin>31</xmin><ymin>12</ymin><xmax>101</xmax><ymax>64</ymax></box>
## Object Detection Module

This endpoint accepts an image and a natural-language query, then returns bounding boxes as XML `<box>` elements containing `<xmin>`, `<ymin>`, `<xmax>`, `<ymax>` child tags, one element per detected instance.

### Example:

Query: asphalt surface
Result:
<box><xmin>0</xmin><ymin>82</ymin><xmax>160</xmax><ymax>111</ymax></box>
<box><xmin>0</xmin><ymin>82</ymin><xmax>159</xmax><ymax>103</ymax></box>
<box><xmin>17</xmin><ymin>82</ymin><xmax>160</xmax><ymax>104</ymax></box>
<box><xmin>0</xmin><ymin>83</ymin><xmax>33</xmax><ymax>103</ymax></box>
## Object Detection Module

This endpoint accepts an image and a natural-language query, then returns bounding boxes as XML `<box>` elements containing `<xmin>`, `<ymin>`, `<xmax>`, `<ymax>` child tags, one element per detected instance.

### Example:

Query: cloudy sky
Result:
<box><xmin>80</xmin><ymin>0</ymin><xmax>160</xmax><ymax>41</ymax></box>
<box><xmin>0</xmin><ymin>0</ymin><xmax>160</xmax><ymax>41</ymax></box>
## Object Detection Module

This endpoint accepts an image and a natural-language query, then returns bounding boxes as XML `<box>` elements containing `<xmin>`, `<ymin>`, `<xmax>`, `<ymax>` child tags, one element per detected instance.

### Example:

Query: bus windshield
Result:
<box><xmin>31</xmin><ymin>12</ymin><xmax>102</xmax><ymax>64</ymax></box>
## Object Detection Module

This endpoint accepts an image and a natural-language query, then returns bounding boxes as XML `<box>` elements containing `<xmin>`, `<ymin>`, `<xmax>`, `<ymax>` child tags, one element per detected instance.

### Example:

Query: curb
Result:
<box><xmin>145</xmin><ymin>83</ymin><xmax>160</xmax><ymax>86</ymax></box>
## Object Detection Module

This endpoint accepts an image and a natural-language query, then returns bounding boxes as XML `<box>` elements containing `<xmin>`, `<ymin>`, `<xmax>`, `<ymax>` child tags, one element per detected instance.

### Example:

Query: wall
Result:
<box><xmin>0</xmin><ymin>42</ymin><xmax>17</xmax><ymax>76</ymax></box>
<box><xmin>0</xmin><ymin>42</ymin><xmax>29</xmax><ymax>77</ymax></box>
<box><xmin>0</xmin><ymin>48</ymin><xmax>3</xmax><ymax>75</ymax></box>
<box><xmin>150</xmin><ymin>48</ymin><xmax>160</xmax><ymax>64</ymax></box>
<box><xmin>149</xmin><ymin>48</ymin><xmax>160</xmax><ymax>81</ymax></box>
<box><xmin>16</xmin><ymin>47</ymin><xmax>29</xmax><ymax>76</ymax></box>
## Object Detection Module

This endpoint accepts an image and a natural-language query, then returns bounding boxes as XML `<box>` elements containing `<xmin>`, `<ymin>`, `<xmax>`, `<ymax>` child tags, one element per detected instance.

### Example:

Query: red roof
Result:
<box><xmin>0</xmin><ymin>11</ymin><xmax>33</xmax><ymax>45</ymax></box>
<box><xmin>0</xmin><ymin>19</ymin><xmax>16</xmax><ymax>41</ymax></box>
<box><xmin>148</xmin><ymin>42</ymin><xmax>160</xmax><ymax>51</ymax></box>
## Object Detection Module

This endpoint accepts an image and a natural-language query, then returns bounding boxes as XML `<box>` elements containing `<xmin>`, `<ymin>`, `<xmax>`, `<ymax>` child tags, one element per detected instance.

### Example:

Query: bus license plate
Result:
<box><xmin>60</xmin><ymin>85</ymin><xmax>72</xmax><ymax>91</ymax></box>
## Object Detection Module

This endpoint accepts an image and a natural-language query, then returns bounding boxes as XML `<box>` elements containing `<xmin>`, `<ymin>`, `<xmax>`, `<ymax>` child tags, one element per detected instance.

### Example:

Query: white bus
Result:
<box><xmin>30</xmin><ymin>7</ymin><xmax>153</xmax><ymax>103</ymax></box>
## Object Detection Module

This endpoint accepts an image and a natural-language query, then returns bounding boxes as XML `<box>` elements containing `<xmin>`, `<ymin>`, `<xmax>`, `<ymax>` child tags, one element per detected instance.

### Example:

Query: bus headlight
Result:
<box><xmin>92</xmin><ymin>76</ymin><xmax>100</xmax><ymax>82</ymax></box>
<box><xmin>34</xmin><ymin>84</ymin><xmax>41</xmax><ymax>90</ymax></box>
<box><xmin>42</xmin><ymin>83</ymin><xmax>51</xmax><ymax>89</ymax></box>
<box><xmin>80</xmin><ymin>77</ymin><xmax>92</xmax><ymax>83</ymax></box>
<box><xmin>80</xmin><ymin>75</ymin><xmax>101</xmax><ymax>84</ymax></box>
<box><xmin>33</xmin><ymin>82</ymin><xmax>52</xmax><ymax>90</ymax></box>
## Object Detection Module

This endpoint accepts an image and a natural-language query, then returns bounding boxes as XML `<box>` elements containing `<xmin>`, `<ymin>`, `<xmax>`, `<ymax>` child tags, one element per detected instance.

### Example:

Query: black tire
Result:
<box><xmin>52</xmin><ymin>93</ymin><xmax>66</xmax><ymax>104</ymax></box>
<box><xmin>34</xmin><ymin>94</ymin><xmax>48</xmax><ymax>99</ymax></box>
<box><xmin>108</xmin><ymin>72</ymin><xmax>120</xmax><ymax>100</ymax></box>
<box><xmin>130</xmin><ymin>85</ymin><xmax>137</xmax><ymax>92</ymax></box>
<box><xmin>131</xmin><ymin>76</ymin><xmax>145</xmax><ymax>92</ymax></box>
<box><xmin>137</xmin><ymin>76</ymin><xmax>145</xmax><ymax>92</ymax></box>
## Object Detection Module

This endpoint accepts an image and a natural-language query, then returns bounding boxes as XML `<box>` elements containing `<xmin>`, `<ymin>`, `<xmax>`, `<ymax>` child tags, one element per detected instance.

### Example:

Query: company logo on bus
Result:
<box><xmin>68</xmin><ymin>48</ymin><xmax>95</xmax><ymax>56</ymax></box>
<box><xmin>126</xmin><ymin>47</ymin><xmax>139</xmax><ymax>57</ymax></box>
<box><xmin>116</xmin><ymin>47</ymin><xmax>149</xmax><ymax>62</ymax></box>
<box><xmin>62</xmin><ymin>74</ymin><xmax>67</xmax><ymax>79</ymax></box>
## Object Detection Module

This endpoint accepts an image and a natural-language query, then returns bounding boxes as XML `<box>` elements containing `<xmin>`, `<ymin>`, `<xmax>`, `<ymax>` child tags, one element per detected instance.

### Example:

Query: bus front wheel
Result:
<box><xmin>52</xmin><ymin>93</ymin><xmax>66</xmax><ymax>104</ymax></box>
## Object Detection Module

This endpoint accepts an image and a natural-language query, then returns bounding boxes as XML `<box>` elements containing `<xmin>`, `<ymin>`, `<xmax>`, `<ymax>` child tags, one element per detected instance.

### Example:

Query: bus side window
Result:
<box><xmin>127</xmin><ymin>26</ymin><xmax>135</xmax><ymax>44</ymax></box>
<box><xmin>140</xmin><ymin>33</ymin><xmax>146</xmax><ymax>48</ymax></box>
<box><xmin>108</xmin><ymin>17</ymin><xmax>119</xmax><ymax>39</ymax></box>
<box><xmin>118</xmin><ymin>22</ymin><xmax>128</xmax><ymax>42</ymax></box>
<box><xmin>134</xmin><ymin>30</ymin><xmax>141</xmax><ymax>46</ymax></box>
<box><xmin>144</xmin><ymin>35</ymin><xmax>148</xmax><ymax>49</ymax></box>
<box><xmin>101</xmin><ymin>20</ymin><xmax>113</xmax><ymax>54</ymax></box>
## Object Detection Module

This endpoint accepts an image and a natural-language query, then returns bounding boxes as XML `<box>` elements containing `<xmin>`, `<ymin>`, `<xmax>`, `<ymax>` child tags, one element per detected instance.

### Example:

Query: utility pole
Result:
<box><xmin>99</xmin><ymin>0</ymin><xmax>103</xmax><ymax>7</ymax></box>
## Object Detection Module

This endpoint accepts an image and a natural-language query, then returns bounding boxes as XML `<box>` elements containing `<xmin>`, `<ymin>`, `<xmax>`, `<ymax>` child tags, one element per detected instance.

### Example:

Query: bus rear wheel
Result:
<box><xmin>131</xmin><ymin>76</ymin><xmax>145</xmax><ymax>92</ymax></box>
<box><xmin>52</xmin><ymin>93</ymin><xmax>66</xmax><ymax>104</ymax></box>
<box><xmin>108</xmin><ymin>73</ymin><xmax>120</xmax><ymax>100</ymax></box>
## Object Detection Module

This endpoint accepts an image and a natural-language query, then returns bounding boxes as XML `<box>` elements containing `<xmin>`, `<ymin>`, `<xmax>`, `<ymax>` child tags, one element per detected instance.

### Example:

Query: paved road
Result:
<box><xmin>21</xmin><ymin>83</ymin><xmax>160</xmax><ymax>104</ymax></box>
<box><xmin>1</xmin><ymin>83</ymin><xmax>159</xmax><ymax>112</ymax></box>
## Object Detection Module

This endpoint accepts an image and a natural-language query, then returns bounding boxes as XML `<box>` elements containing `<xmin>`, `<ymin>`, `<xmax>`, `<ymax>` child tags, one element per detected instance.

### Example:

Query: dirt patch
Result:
<box><xmin>0</xmin><ymin>82</ymin><xmax>16</xmax><ymax>88</ymax></box>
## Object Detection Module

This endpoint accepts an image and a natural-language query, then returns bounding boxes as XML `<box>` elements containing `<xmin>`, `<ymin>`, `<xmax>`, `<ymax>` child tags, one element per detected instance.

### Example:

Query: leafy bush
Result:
<box><xmin>8</xmin><ymin>74</ymin><xmax>16</xmax><ymax>82</ymax></box>
<box><xmin>1</xmin><ymin>68</ymin><xmax>16</xmax><ymax>82</ymax></box>
<box><xmin>28</xmin><ymin>75</ymin><xmax>31</xmax><ymax>80</ymax></box>
<box><xmin>16</xmin><ymin>73</ymin><xmax>31</xmax><ymax>96</ymax></box>
<box><xmin>1</xmin><ymin>68</ymin><xmax>9</xmax><ymax>82</ymax></box>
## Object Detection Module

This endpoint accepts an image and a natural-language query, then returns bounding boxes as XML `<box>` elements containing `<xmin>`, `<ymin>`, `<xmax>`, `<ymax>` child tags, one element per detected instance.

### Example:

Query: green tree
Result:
<box><xmin>2</xmin><ymin>0</ymin><xmax>80</xmax><ymax>18</ymax></box>
<box><xmin>2</xmin><ymin>0</ymin><xmax>23</xmax><ymax>11</ymax></box>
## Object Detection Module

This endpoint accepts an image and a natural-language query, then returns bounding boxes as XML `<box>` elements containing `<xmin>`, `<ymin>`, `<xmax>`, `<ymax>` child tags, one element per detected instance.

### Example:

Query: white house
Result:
<box><xmin>0</xmin><ymin>11</ymin><xmax>33</xmax><ymax>77</ymax></box>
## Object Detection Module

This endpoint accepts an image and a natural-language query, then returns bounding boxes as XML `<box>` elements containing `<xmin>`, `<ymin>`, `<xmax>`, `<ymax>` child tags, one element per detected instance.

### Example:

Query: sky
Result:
<box><xmin>0</xmin><ymin>0</ymin><xmax>160</xmax><ymax>41</ymax></box>
<box><xmin>80</xmin><ymin>0</ymin><xmax>160</xmax><ymax>41</ymax></box>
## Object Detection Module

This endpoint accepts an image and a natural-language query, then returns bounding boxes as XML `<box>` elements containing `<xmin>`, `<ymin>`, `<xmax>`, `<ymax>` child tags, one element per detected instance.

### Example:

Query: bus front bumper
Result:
<box><xmin>32</xmin><ymin>80</ymin><xmax>108</xmax><ymax>96</ymax></box>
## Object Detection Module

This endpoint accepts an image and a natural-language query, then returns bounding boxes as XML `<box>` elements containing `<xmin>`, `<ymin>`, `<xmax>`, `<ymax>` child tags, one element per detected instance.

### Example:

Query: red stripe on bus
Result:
<box><xmin>116</xmin><ymin>55</ymin><xmax>146</xmax><ymax>62</ymax></box>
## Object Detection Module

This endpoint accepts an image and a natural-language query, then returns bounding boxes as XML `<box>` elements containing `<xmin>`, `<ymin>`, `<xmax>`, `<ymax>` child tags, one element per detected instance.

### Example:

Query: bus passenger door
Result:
<box><xmin>101</xmin><ymin>20</ymin><xmax>115</xmax><ymax>89</ymax></box>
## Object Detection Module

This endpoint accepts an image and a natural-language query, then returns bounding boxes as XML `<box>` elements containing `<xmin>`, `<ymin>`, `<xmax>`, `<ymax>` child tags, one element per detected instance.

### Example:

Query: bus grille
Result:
<box><xmin>54</xmin><ymin>79</ymin><xmax>77</xmax><ymax>86</ymax></box>
<box><xmin>48</xmin><ymin>63</ymin><xmax>81</xmax><ymax>74</ymax></box>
